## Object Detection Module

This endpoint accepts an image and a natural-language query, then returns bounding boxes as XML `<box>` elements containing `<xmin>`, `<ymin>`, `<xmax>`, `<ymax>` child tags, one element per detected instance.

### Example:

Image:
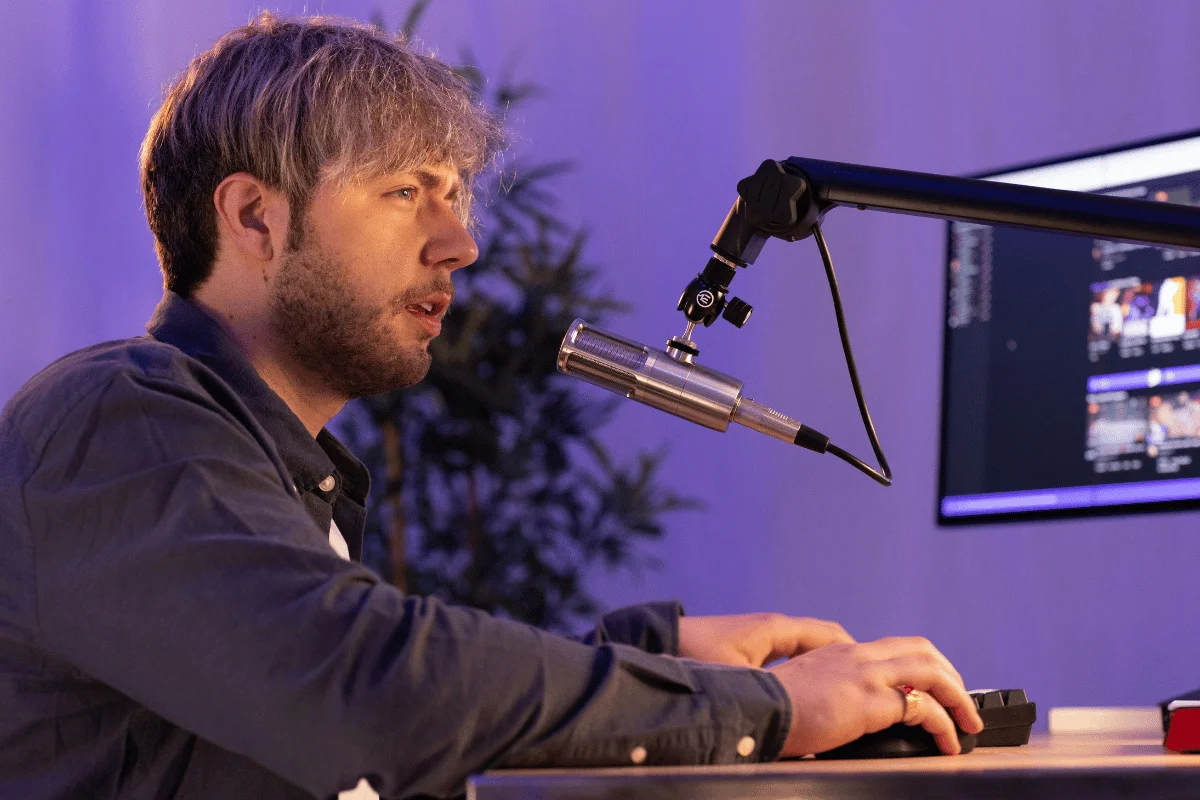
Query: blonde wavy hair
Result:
<box><xmin>140</xmin><ymin>12</ymin><xmax>503</xmax><ymax>296</ymax></box>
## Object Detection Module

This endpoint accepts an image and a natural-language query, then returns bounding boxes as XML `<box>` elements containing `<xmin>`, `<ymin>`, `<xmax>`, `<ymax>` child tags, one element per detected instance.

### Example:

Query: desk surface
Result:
<box><xmin>469</xmin><ymin>733</ymin><xmax>1200</xmax><ymax>800</ymax></box>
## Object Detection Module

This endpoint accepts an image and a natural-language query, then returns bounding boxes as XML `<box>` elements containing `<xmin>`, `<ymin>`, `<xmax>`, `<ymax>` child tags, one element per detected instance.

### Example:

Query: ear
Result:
<box><xmin>212</xmin><ymin>172</ymin><xmax>291</xmax><ymax>264</ymax></box>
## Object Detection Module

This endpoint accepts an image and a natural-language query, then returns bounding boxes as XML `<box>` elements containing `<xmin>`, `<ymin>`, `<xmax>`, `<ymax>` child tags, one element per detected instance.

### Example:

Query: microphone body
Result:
<box><xmin>557</xmin><ymin>319</ymin><xmax>803</xmax><ymax>444</ymax></box>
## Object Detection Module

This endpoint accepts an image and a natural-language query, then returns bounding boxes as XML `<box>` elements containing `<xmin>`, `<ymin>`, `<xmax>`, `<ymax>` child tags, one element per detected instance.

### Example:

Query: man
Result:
<box><xmin>0</xmin><ymin>13</ymin><xmax>981</xmax><ymax>800</ymax></box>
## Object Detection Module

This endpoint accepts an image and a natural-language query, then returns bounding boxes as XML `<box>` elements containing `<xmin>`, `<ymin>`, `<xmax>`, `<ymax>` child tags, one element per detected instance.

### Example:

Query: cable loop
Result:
<box><xmin>811</xmin><ymin>222</ymin><xmax>893</xmax><ymax>487</ymax></box>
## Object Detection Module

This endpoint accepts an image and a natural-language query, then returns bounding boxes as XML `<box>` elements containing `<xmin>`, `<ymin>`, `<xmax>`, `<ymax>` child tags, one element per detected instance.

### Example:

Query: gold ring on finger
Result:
<box><xmin>897</xmin><ymin>684</ymin><xmax>921</xmax><ymax>725</ymax></box>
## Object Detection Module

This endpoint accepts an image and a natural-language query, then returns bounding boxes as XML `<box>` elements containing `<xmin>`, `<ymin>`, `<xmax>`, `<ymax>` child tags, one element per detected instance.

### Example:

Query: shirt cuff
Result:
<box><xmin>576</xmin><ymin>600</ymin><xmax>684</xmax><ymax>655</ymax></box>
<box><xmin>687</xmin><ymin>664</ymin><xmax>792</xmax><ymax>763</ymax></box>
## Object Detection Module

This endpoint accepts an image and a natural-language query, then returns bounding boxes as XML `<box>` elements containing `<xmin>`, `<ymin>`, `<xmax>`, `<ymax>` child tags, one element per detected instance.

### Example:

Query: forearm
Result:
<box><xmin>42</xmin><ymin>552</ymin><xmax>786</xmax><ymax>797</ymax></box>
<box><xmin>498</xmin><ymin>645</ymin><xmax>790</xmax><ymax>770</ymax></box>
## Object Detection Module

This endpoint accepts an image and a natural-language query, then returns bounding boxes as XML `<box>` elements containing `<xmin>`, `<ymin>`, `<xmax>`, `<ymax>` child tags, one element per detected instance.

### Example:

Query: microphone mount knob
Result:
<box><xmin>723</xmin><ymin>296</ymin><xmax>753</xmax><ymax>328</ymax></box>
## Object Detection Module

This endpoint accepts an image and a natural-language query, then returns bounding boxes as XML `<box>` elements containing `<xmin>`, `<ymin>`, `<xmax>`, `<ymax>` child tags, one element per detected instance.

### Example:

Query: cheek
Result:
<box><xmin>317</xmin><ymin>212</ymin><xmax>421</xmax><ymax>298</ymax></box>
<box><xmin>338</xmin><ymin>255</ymin><xmax>404</xmax><ymax>309</ymax></box>
<box><xmin>359</xmin><ymin>245</ymin><xmax>417</xmax><ymax>292</ymax></box>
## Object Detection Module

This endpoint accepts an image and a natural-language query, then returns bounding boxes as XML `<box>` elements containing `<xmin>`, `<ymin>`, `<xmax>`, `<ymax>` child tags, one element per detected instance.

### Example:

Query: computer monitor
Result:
<box><xmin>938</xmin><ymin>130</ymin><xmax>1200</xmax><ymax>523</ymax></box>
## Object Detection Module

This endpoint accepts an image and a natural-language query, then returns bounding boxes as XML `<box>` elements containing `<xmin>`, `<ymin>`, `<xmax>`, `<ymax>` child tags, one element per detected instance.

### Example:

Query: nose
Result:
<box><xmin>423</xmin><ymin>203</ymin><xmax>479</xmax><ymax>273</ymax></box>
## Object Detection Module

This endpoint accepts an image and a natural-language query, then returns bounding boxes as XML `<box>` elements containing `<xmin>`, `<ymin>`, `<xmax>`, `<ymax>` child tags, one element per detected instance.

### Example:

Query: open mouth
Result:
<box><xmin>403</xmin><ymin>293</ymin><xmax>451</xmax><ymax>320</ymax></box>
<box><xmin>401</xmin><ymin>292</ymin><xmax>452</xmax><ymax>336</ymax></box>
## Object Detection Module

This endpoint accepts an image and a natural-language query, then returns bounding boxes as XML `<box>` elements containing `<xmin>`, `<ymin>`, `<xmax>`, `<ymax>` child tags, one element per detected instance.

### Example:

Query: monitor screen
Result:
<box><xmin>938</xmin><ymin>130</ymin><xmax>1200</xmax><ymax>523</ymax></box>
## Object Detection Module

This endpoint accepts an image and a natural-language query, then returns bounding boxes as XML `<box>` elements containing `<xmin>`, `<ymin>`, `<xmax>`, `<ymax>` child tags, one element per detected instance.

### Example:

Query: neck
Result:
<box><xmin>251</xmin><ymin>357</ymin><xmax>346</xmax><ymax>438</ymax></box>
<box><xmin>191</xmin><ymin>293</ymin><xmax>345</xmax><ymax>437</ymax></box>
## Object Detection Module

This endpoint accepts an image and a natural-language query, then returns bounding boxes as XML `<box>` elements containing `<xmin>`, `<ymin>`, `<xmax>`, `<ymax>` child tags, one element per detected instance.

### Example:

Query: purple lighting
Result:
<box><xmin>1087</xmin><ymin>364</ymin><xmax>1200</xmax><ymax>394</ymax></box>
<box><xmin>942</xmin><ymin>476</ymin><xmax>1200</xmax><ymax>516</ymax></box>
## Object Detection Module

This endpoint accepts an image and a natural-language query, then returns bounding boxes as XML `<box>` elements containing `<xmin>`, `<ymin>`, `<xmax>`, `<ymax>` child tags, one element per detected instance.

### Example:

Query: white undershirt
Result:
<box><xmin>329</xmin><ymin>518</ymin><xmax>381</xmax><ymax>800</ymax></box>
<box><xmin>329</xmin><ymin>517</ymin><xmax>351</xmax><ymax>561</ymax></box>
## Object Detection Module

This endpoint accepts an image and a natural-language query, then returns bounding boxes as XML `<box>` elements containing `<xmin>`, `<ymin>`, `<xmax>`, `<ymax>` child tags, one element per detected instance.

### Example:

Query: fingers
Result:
<box><xmin>872</xmin><ymin>653</ymin><xmax>983</xmax><ymax>736</ymax></box>
<box><xmin>901</xmin><ymin>688</ymin><xmax>963</xmax><ymax>755</ymax></box>
<box><xmin>769</xmin><ymin>616</ymin><xmax>856</xmax><ymax>660</ymax></box>
<box><xmin>859</xmin><ymin>636</ymin><xmax>966</xmax><ymax>689</ymax></box>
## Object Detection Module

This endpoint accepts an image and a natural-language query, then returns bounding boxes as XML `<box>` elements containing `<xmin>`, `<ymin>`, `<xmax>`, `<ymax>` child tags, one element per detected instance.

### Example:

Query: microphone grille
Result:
<box><xmin>572</xmin><ymin>327</ymin><xmax>648</xmax><ymax>371</ymax></box>
<box><xmin>558</xmin><ymin>320</ymin><xmax>649</xmax><ymax>395</ymax></box>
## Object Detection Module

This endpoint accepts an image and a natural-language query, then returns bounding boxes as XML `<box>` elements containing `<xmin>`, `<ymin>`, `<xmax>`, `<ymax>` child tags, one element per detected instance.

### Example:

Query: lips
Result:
<box><xmin>402</xmin><ymin>291</ymin><xmax>452</xmax><ymax>337</ymax></box>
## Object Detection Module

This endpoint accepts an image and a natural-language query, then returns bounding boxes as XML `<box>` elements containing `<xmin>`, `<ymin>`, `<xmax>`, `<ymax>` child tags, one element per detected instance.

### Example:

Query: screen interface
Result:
<box><xmin>939</xmin><ymin>133</ymin><xmax>1200</xmax><ymax>522</ymax></box>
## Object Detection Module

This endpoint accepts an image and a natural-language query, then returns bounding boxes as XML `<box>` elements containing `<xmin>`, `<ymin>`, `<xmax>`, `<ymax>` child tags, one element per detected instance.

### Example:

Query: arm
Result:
<box><xmin>20</xmin><ymin>369</ymin><xmax>788</xmax><ymax>798</ymax></box>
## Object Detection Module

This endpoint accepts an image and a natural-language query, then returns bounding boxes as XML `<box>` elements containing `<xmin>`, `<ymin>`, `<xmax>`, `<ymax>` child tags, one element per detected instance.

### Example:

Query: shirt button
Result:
<box><xmin>629</xmin><ymin>745</ymin><xmax>647</xmax><ymax>765</ymax></box>
<box><xmin>318</xmin><ymin>475</ymin><xmax>337</xmax><ymax>492</ymax></box>
<box><xmin>736</xmin><ymin>736</ymin><xmax>756</xmax><ymax>758</ymax></box>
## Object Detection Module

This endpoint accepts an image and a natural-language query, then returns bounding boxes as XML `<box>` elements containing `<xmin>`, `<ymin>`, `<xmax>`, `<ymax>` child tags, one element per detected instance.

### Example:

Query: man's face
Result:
<box><xmin>269</xmin><ymin>161</ymin><xmax>477</xmax><ymax>398</ymax></box>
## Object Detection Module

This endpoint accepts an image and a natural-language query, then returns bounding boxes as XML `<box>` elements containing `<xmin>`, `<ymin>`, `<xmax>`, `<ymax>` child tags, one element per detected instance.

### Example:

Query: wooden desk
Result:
<box><xmin>469</xmin><ymin>733</ymin><xmax>1200</xmax><ymax>799</ymax></box>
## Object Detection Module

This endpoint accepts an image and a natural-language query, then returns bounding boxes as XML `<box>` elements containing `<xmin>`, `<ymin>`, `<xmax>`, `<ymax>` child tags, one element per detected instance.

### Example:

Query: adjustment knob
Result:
<box><xmin>723</xmin><ymin>297</ymin><xmax>753</xmax><ymax>328</ymax></box>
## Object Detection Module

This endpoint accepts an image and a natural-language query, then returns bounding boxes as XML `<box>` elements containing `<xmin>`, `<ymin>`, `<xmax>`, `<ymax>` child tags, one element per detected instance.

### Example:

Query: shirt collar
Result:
<box><xmin>145</xmin><ymin>292</ymin><xmax>369</xmax><ymax>505</ymax></box>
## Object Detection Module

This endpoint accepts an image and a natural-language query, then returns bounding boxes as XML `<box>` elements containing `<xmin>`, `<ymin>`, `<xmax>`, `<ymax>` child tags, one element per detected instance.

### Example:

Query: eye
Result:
<box><xmin>393</xmin><ymin>186</ymin><xmax>418</xmax><ymax>201</ymax></box>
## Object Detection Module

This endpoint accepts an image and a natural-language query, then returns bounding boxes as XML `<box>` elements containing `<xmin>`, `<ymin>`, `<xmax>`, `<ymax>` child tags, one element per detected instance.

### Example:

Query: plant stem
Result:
<box><xmin>381</xmin><ymin>418</ymin><xmax>408</xmax><ymax>592</ymax></box>
<box><xmin>466</xmin><ymin>467</ymin><xmax>483</xmax><ymax>594</ymax></box>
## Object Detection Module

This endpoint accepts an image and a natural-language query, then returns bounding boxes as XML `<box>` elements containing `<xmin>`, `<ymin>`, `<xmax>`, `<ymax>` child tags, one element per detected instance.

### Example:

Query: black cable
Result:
<box><xmin>809</xmin><ymin>222</ymin><xmax>893</xmax><ymax>487</ymax></box>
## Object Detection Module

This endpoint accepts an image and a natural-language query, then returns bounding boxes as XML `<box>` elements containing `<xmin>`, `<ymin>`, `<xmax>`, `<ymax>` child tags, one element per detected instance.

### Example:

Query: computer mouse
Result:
<box><xmin>814</xmin><ymin>723</ymin><xmax>977</xmax><ymax>759</ymax></box>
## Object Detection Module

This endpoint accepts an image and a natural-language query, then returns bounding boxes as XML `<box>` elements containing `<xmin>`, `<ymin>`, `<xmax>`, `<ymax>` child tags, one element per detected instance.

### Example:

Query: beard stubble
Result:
<box><xmin>268</xmin><ymin>227</ymin><xmax>450</xmax><ymax>399</ymax></box>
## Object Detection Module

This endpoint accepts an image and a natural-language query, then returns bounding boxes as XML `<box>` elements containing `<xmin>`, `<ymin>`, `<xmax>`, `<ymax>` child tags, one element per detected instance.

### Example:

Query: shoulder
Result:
<box><xmin>2</xmin><ymin>336</ymin><xmax>230</xmax><ymax>458</ymax></box>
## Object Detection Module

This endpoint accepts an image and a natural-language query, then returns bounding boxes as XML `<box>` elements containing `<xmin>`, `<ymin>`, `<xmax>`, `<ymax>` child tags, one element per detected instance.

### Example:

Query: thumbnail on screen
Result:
<box><xmin>1088</xmin><ymin>275</ymin><xmax>1196</xmax><ymax>362</ymax></box>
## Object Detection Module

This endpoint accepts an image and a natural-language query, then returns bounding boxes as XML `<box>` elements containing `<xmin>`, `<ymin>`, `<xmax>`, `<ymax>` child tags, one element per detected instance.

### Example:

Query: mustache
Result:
<box><xmin>389</xmin><ymin>276</ymin><xmax>457</xmax><ymax>311</ymax></box>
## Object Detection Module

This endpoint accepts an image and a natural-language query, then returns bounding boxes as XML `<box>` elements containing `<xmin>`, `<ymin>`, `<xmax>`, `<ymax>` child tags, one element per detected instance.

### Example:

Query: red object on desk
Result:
<box><xmin>1165</xmin><ymin>707</ymin><xmax>1200</xmax><ymax>753</ymax></box>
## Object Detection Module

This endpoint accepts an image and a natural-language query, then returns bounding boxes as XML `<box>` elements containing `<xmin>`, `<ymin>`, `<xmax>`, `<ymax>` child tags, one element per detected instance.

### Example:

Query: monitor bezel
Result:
<box><xmin>936</xmin><ymin>127</ymin><xmax>1200</xmax><ymax>526</ymax></box>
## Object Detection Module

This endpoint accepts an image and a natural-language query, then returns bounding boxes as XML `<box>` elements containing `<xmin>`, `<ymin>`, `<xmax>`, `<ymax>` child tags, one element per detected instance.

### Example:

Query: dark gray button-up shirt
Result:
<box><xmin>0</xmin><ymin>293</ymin><xmax>790</xmax><ymax>799</ymax></box>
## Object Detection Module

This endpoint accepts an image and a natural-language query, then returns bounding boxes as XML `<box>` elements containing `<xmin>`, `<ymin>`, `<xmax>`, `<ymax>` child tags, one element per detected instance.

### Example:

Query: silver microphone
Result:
<box><xmin>557</xmin><ymin>319</ymin><xmax>823</xmax><ymax>448</ymax></box>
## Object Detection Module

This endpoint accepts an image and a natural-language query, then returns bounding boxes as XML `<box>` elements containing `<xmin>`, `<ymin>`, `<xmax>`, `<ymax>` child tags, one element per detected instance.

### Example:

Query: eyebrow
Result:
<box><xmin>412</xmin><ymin>168</ymin><xmax>461</xmax><ymax>199</ymax></box>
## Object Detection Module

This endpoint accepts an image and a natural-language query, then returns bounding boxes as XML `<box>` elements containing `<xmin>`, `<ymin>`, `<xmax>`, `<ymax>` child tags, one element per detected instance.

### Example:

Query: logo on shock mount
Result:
<box><xmin>696</xmin><ymin>289</ymin><xmax>716</xmax><ymax>308</ymax></box>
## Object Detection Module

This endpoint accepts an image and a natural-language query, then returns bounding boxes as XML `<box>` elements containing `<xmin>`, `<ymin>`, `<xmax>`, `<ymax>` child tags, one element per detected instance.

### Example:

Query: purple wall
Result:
<box><xmin>5</xmin><ymin>0</ymin><xmax>1200</xmax><ymax>718</ymax></box>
